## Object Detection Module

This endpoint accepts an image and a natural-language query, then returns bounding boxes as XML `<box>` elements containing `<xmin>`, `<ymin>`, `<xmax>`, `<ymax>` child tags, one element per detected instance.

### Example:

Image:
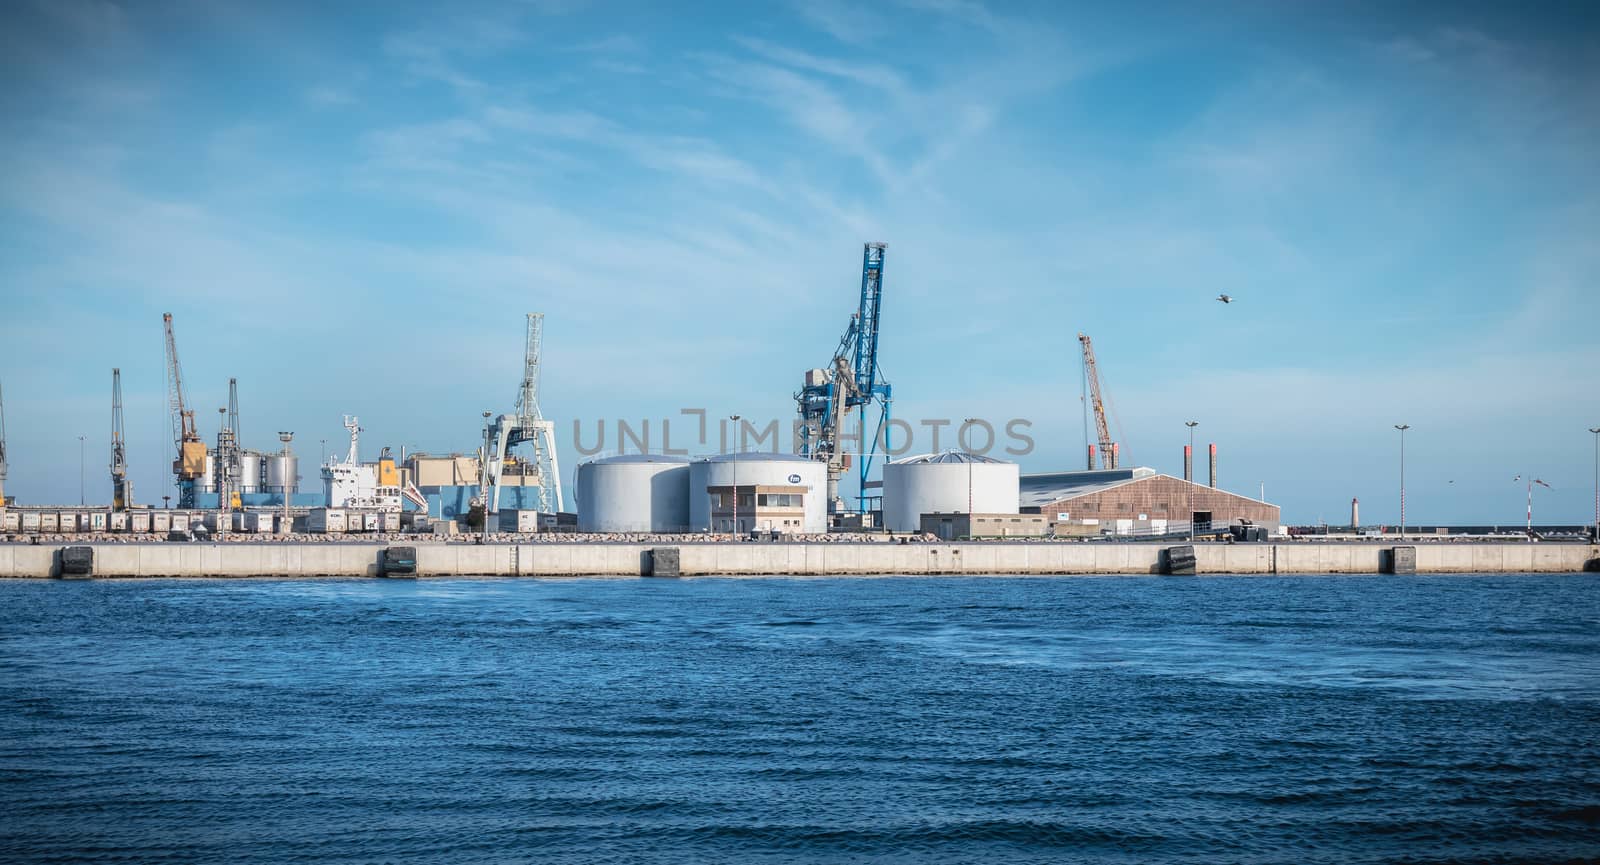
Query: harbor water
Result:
<box><xmin>2</xmin><ymin>575</ymin><xmax>1597</xmax><ymax>863</ymax></box>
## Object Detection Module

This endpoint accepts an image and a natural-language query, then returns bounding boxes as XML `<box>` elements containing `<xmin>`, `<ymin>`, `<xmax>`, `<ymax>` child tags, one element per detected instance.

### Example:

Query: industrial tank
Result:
<box><xmin>575</xmin><ymin>455</ymin><xmax>691</xmax><ymax>533</ymax></box>
<box><xmin>197</xmin><ymin>455</ymin><xmax>217</xmax><ymax>493</ymax></box>
<box><xmin>265</xmin><ymin>454</ymin><xmax>299</xmax><ymax>493</ymax></box>
<box><xmin>689</xmin><ymin>453</ymin><xmax>827</xmax><ymax>534</ymax></box>
<box><xmin>882</xmin><ymin>451</ymin><xmax>1020</xmax><ymax>532</ymax></box>
<box><xmin>237</xmin><ymin>451</ymin><xmax>263</xmax><ymax>493</ymax></box>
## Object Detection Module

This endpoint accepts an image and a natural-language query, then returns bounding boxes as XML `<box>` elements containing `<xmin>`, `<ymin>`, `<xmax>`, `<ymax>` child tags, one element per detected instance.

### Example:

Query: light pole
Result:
<box><xmin>481</xmin><ymin>411</ymin><xmax>493</xmax><ymax>542</ymax></box>
<box><xmin>78</xmin><ymin>434</ymin><xmax>85</xmax><ymax>506</ymax></box>
<box><xmin>1590</xmin><ymin>428</ymin><xmax>1599</xmax><ymax>543</ymax></box>
<box><xmin>729</xmin><ymin>415</ymin><xmax>741</xmax><ymax>537</ymax></box>
<box><xmin>1394</xmin><ymin>424</ymin><xmax>1410</xmax><ymax>539</ymax></box>
<box><xmin>963</xmin><ymin>418</ymin><xmax>978</xmax><ymax>532</ymax></box>
<box><xmin>1185</xmin><ymin>421</ymin><xmax>1199</xmax><ymax>541</ymax></box>
<box><xmin>1514</xmin><ymin>475</ymin><xmax>1550</xmax><ymax>539</ymax></box>
<box><xmin>279</xmin><ymin>431</ymin><xmax>294</xmax><ymax>533</ymax></box>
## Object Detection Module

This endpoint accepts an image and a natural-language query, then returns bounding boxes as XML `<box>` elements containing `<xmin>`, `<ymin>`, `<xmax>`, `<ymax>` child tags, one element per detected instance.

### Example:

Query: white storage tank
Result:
<box><xmin>576</xmin><ymin>455</ymin><xmax>691</xmax><ymax>533</ymax></box>
<box><xmin>237</xmin><ymin>452</ymin><xmax>264</xmax><ymax>493</ymax></box>
<box><xmin>689</xmin><ymin>453</ymin><xmax>827</xmax><ymax>534</ymax></box>
<box><xmin>265</xmin><ymin>454</ymin><xmax>299</xmax><ymax>493</ymax></box>
<box><xmin>882</xmin><ymin>451</ymin><xmax>1020</xmax><ymax>532</ymax></box>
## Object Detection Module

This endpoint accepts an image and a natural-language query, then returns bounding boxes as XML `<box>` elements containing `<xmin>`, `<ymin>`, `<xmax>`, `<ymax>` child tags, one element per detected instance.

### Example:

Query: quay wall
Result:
<box><xmin>1</xmin><ymin>541</ymin><xmax>1597</xmax><ymax>578</ymax></box>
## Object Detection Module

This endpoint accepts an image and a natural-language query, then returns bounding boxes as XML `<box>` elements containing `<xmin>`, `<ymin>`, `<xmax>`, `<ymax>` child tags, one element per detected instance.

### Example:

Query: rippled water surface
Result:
<box><xmin>3</xmin><ymin>574</ymin><xmax>1598</xmax><ymax>864</ymax></box>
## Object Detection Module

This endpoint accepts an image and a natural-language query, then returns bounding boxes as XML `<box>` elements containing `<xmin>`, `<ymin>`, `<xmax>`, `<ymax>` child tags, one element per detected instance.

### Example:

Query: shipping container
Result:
<box><xmin>109</xmin><ymin>512</ymin><xmax>128</xmax><ymax>532</ymax></box>
<box><xmin>87</xmin><ymin>512</ymin><xmax>108</xmax><ymax>532</ymax></box>
<box><xmin>150</xmin><ymin>512</ymin><xmax>171</xmax><ymax>533</ymax></box>
<box><xmin>170</xmin><ymin>513</ymin><xmax>191</xmax><ymax>533</ymax></box>
<box><xmin>60</xmin><ymin>513</ymin><xmax>81</xmax><ymax>532</ymax></box>
<box><xmin>498</xmin><ymin>509</ymin><xmax>540</xmax><ymax>533</ymax></box>
<box><xmin>19</xmin><ymin>511</ymin><xmax>40</xmax><ymax>532</ymax></box>
<box><xmin>130</xmin><ymin>512</ymin><xmax>150</xmax><ymax>533</ymax></box>
<box><xmin>1</xmin><ymin>510</ymin><xmax>20</xmax><ymax>532</ymax></box>
<box><xmin>40</xmin><ymin>513</ymin><xmax>60</xmax><ymax>532</ymax></box>
<box><xmin>248</xmin><ymin>513</ymin><xmax>276</xmax><ymax>533</ymax></box>
<box><xmin>307</xmin><ymin>508</ymin><xmax>347</xmax><ymax>534</ymax></box>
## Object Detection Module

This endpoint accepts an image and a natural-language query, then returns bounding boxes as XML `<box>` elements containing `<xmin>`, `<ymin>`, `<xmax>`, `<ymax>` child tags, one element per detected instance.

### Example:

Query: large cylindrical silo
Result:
<box><xmin>882</xmin><ymin>452</ymin><xmax>1020</xmax><ymax>532</ymax></box>
<box><xmin>689</xmin><ymin>453</ymin><xmax>827</xmax><ymax>534</ymax></box>
<box><xmin>576</xmin><ymin>455</ymin><xmax>692</xmax><ymax>533</ymax></box>
<box><xmin>265</xmin><ymin>454</ymin><xmax>300</xmax><ymax>494</ymax></box>
<box><xmin>237</xmin><ymin>451</ymin><xmax>263</xmax><ymax>493</ymax></box>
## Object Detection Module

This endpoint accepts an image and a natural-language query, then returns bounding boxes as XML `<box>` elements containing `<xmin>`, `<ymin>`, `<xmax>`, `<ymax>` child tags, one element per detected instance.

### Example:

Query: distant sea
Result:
<box><xmin>3</xmin><ymin>575</ymin><xmax>1597</xmax><ymax>864</ymax></box>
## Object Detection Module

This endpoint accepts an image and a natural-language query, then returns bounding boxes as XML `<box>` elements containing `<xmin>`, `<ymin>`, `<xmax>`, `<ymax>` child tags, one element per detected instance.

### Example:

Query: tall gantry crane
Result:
<box><xmin>481</xmin><ymin>313</ymin><xmax>563</xmax><ymax>516</ymax></box>
<box><xmin>164</xmin><ymin>313</ymin><xmax>207</xmax><ymax>506</ymax></box>
<box><xmin>111</xmin><ymin>368</ymin><xmax>132</xmax><ymax>511</ymax></box>
<box><xmin>1078</xmin><ymin>333</ymin><xmax>1119</xmax><ymax>470</ymax></box>
<box><xmin>796</xmin><ymin>242</ymin><xmax>892</xmax><ymax>515</ymax></box>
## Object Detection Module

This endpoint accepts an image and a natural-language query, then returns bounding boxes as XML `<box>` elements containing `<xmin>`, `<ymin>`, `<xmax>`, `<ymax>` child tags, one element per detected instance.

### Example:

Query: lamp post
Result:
<box><xmin>1394</xmin><ymin>424</ymin><xmax>1410</xmax><ymax>539</ymax></box>
<box><xmin>78</xmin><ymin>434</ymin><xmax>85</xmax><ymax>506</ymax></box>
<box><xmin>963</xmin><ymin>418</ymin><xmax>978</xmax><ymax>532</ymax></box>
<box><xmin>1514</xmin><ymin>475</ymin><xmax>1550</xmax><ymax>540</ymax></box>
<box><xmin>1185</xmin><ymin>421</ymin><xmax>1199</xmax><ymax>541</ymax></box>
<box><xmin>729</xmin><ymin>415</ymin><xmax>741</xmax><ymax>537</ymax></box>
<box><xmin>1590</xmin><ymin>427</ymin><xmax>1599</xmax><ymax>544</ymax></box>
<box><xmin>481</xmin><ymin>411</ymin><xmax>493</xmax><ymax>543</ymax></box>
<box><xmin>278</xmin><ymin>432</ymin><xmax>294</xmax><ymax>533</ymax></box>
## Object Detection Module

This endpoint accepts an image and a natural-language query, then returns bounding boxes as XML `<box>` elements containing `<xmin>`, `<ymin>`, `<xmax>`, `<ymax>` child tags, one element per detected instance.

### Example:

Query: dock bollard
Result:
<box><xmin>58</xmin><ymin>546</ymin><xmax>94</xmax><ymax>579</ymax></box>
<box><xmin>1163</xmin><ymin>545</ymin><xmax>1197</xmax><ymax>576</ymax></box>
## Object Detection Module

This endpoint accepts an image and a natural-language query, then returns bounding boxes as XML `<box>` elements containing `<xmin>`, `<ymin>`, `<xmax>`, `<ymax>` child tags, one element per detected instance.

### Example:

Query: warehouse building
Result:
<box><xmin>1021</xmin><ymin>467</ymin><xmax>1280</xmax><ymax>535</ymax></box>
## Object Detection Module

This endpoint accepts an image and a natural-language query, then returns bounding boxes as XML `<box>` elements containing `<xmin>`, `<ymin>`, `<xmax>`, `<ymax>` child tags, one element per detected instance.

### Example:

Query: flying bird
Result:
<box><xmin>1216</xmin><ymin>294</ymin><xmax>1233</xmax><ymax>304</ymax></box>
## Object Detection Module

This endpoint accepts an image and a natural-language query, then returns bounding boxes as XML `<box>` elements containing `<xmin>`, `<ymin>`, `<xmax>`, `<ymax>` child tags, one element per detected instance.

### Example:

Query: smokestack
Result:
<box><xmin>1087</xmin><ymin>444</ymin><xmax>1096</xmax><ymax>471</ymax></box>
<box><xmin>1351</xmin><ymin>497</ymin><xmax>1360</xmax><ymax>530</ymax></box>
<box><xmin>1208</xmin><ymin>443</ymin><xmax>1217</xmax><ymax>489</ymax></box>
<box><xmin>1183</xmin><ymin>445</ymin><xmax>1193</xmax><ymax>483</ymax></box>
<box><xmin>1111</xmin><ymin>442</ymin><xmax>1120</xmax><ymax>469</ymax></box>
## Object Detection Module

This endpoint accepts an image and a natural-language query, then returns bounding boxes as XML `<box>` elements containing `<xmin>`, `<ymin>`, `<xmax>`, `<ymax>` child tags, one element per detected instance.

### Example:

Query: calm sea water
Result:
<box><xmin>2</xmin><ymin>575</ymin><xmax>1598</xmax><ymax>864</ymax></box>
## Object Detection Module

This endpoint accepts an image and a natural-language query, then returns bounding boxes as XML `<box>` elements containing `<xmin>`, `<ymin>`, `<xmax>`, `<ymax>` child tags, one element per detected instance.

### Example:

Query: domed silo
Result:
<box><xmin>689</xmin><ymin>453</ymin><xmax>827</xmax><ymax>534</ymax></box>
<box><xmin>575</xmin><ymin>455</ymin><xmax>692</xmax><ymax>533</ymax></box>
<box><xmin>882</xmin><ymin>451</ymin><xmax>1019</xmax><ymax>532</ymax></box>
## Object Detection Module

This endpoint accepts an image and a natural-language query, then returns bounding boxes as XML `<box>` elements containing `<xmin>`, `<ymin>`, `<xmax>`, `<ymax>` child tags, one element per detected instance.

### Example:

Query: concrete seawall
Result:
<box><xmin>1</xmin><ymin>541</ymin><xmax>1597</xmax><ymax>578</ymax></box>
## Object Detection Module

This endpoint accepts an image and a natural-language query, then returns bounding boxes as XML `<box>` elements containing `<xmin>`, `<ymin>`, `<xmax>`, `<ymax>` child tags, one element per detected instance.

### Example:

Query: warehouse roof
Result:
<box><xmin>1019</xmin><ymin>467</ymin><xmax>1160</xmax><ymax>508</ymax></box>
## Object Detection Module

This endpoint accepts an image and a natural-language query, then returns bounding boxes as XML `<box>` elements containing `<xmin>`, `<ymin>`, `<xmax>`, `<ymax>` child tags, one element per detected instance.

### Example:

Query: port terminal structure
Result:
<box><xmin>1</xmin><ymin>540</ymin><xmax>1596</xmax><ymax>579</ymax></box>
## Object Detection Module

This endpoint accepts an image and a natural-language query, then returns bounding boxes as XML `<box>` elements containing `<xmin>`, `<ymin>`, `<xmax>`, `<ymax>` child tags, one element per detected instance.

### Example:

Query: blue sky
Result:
<box><xmin>1</xmin><ymin>0</ymin><xmax>1597</xmax><ymax>524</ymax></box>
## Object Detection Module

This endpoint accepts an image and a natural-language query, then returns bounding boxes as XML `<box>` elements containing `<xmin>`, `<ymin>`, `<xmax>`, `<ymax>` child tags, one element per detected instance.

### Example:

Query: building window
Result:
<box><xmin>1119</xmin><ymin>503</ymin><xmax>1132</xmax><ymax>512</ymax></box>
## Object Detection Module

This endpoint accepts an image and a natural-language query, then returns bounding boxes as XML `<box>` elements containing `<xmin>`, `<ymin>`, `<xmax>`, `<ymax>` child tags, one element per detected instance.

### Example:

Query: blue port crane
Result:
<box><xmin>796</xmin><ymin>242</ymin><xmax>892</xmax><ymax>517</ymax></box>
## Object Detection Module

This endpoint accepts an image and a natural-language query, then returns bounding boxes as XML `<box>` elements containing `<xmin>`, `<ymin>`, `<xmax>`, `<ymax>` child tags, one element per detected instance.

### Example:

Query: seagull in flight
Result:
<box><xmin>1216</xmin><ymin>294</ymin><xmax>1233</xmax><ymax>304</ymax></box>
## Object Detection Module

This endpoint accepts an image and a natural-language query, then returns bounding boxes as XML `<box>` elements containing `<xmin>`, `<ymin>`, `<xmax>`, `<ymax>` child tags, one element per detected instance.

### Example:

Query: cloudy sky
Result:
<box><xmin>2</xmin><ymin>0</ymin><xmax>1597</xmax><ymax>524</ymax></box>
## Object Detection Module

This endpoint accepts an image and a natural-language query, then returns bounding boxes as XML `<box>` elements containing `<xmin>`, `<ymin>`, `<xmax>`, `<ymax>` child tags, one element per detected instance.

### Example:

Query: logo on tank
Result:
<box><xmin>788</xmin><ymin>474</ymin><xmax>801</xmax><ymax>484</ymax></box>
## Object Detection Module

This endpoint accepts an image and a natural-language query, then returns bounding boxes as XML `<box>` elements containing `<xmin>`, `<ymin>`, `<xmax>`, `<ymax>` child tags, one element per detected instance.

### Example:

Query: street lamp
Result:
<box><xmin>729</xmin><ymin>415</ymin><xmax>741</xmax><ymax>537</ymax></box>
<box><xmin>1185</xmin><ymin>421</ymin><xmax>1199</xmax><ymax>541</ymax></box>
<box><xmin>1394</xmin><ymin>424</ymin><xmax>1410</xmax><ymax>539</ymax></box>
<box><xmin>78</xmin><ymin>434</ymin><xmax>85</xmax><ymax>506</ymax></box>
<box><xmin>481</xmin><ymin>411</ymin><xmax>493</xmax><ymax>542</ymax></box>
<box><xmin>1513</xmin><ymin>475</ymin><xmax>1550</xmax><ymax>540</ymax></box>
<box><xmin>1589</xmin><ymin>427</ymin><xmax>1599</xmax><ymax>543</ymax></box>
<box><xmin>963</xmin><ymin>418</ymin><xmax>979</xmax><ymax>531</ymax></box>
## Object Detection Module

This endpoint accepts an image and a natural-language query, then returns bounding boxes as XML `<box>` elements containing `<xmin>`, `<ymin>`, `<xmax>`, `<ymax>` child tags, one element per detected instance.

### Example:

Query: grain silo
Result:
<box><xmin>689</xmin><ymin>453</ymin><xmax>827</xmax><ymax>534</ymax></box>
<box><xmin>882</xmin><ymin>451</ymin><xmax>1020</xmax><ymax>532</ymax></box>
<box><xmin>575</xmin><ymin>455</ymin><xmax>692</xmax><ymax>533</ymax></box>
